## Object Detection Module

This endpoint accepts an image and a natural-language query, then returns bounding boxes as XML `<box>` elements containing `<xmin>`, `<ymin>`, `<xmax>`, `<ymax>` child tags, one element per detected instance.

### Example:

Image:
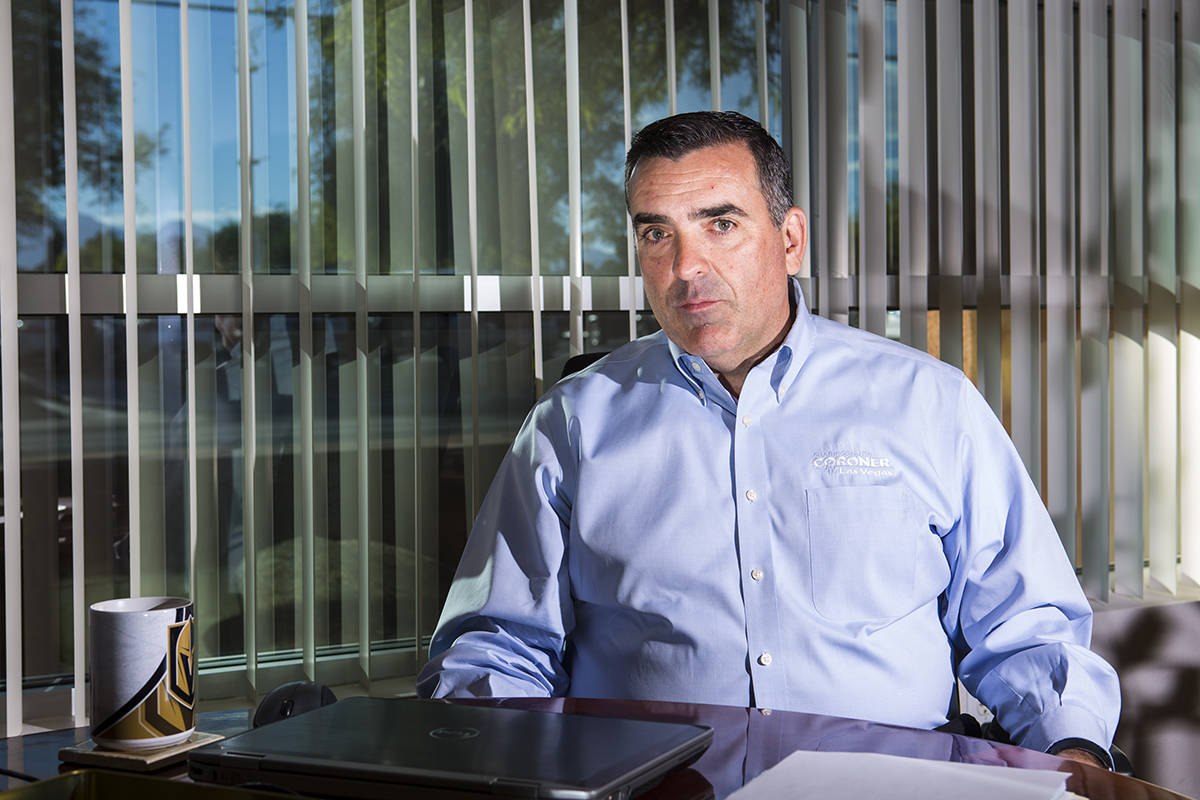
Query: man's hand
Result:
<box><xmin>1055</xmin><ymin>747</ymin><xmax>1106</xmax><ymax>768</ymax></box>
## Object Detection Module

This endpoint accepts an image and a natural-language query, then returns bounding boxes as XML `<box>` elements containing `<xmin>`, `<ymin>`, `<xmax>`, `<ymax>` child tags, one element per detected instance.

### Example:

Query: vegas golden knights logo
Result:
<box><xmin>93</xmin><ymin>613</ymin><xmax>195</xmax><ymax>741</ymax></box>
<box><xmin>168</xmin><ymin>617</ymin><xmax>195</xmax><ymax>707</ymax></box>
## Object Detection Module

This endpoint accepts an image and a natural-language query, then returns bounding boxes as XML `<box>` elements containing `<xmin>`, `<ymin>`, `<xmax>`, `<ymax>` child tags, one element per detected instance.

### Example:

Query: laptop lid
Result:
<box><xmin>188</xmin><ymin>697</ymin><xmax>713</xmax><ymax>799</ymax></box>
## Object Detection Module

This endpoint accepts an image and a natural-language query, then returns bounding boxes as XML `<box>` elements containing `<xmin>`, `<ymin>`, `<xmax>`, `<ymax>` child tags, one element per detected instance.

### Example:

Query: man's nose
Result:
<box><xmin>673</xmin><ymin>234</ymin><xmax>707</xmax><ymax>280</ymax></box>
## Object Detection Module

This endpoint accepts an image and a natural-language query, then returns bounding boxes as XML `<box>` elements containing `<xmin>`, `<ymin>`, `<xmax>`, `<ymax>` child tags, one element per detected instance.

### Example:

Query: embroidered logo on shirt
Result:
<box><xmin>811</xmin><ymin>448</ymin><xmax>898</xmax><ymax>479</ymax></box>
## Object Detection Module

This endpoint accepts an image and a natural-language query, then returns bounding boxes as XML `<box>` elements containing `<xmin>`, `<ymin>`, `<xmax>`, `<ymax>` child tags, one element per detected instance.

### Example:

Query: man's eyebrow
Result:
<box><xmin>689</xmin><ymin>203</ymin><xmax>746</xmax><ymax>221</ymax></box>
<box><xmin>632</xmin><ymin>204</ymin><xmax>747</xmax><ymax>227</ymax></box>
<box><xmin>632</xmin><ymin>212</ymin><xmax>670</xmax><ymax>226</ymax></box>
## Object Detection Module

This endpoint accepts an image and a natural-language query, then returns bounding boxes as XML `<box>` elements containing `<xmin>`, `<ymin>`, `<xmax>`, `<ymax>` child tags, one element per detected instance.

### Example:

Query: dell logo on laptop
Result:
<box><xmin>429</xmin><ymin>726</ymin><xmax>480</xmax><ymax>740</ymax></box>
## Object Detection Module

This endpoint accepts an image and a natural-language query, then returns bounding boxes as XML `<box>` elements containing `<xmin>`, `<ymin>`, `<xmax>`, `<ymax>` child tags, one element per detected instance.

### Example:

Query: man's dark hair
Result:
<box><xmin>624</xmin><ymin>111</ymin><xmax>794</xmax><ymax>227</ymax></box>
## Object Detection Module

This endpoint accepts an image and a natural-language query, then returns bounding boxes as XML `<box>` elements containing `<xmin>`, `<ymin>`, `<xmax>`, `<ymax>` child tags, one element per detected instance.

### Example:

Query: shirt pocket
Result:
<box><xmin>806</xmin><ymin>485</ymin><xmax>940</xmax><ymax>624</ymax></box>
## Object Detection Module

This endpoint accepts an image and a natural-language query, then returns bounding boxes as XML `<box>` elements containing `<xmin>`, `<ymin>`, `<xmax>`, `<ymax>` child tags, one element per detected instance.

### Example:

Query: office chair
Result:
<box><xmin>560</xmin><ymin>352</ymin><xmax>610</xmax><ymax>380</ymax></box>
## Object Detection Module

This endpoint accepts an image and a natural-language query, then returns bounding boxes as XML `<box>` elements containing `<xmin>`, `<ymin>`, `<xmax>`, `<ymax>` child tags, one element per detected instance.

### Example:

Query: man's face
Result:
<box><xmin>628</xmin><ymin>142</ymin><xmax>807</xmax><ymax>379</ymax></box>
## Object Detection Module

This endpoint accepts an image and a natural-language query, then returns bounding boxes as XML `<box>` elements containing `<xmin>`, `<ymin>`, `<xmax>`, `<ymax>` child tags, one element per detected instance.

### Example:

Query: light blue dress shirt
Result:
<box><xmin>417</xmin><ymin>279</ymin><xmax>1120</xmax><ymax>754</ymax></box>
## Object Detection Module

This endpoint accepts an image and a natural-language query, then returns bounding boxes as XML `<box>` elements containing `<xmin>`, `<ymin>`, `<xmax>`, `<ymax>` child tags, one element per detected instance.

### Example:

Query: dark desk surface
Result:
<box><xmin>0</xmin><ymin>709</ymin><xmax>252</xmax><ymax>791</ymax></box>
<box><xmin>465</xmin><ymin>697</ymin><xmax>1195</xmax><ymax>800</ymax></box>
<box><xmin>0</xmin><ymin>699</ymin><xmax>1192</xmax><ymax>800</ymax></box>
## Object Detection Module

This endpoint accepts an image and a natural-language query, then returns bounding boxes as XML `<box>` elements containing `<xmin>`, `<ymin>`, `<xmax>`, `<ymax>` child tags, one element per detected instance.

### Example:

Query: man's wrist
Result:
<box><xmin>1047</xmin><ymin>737</ymin><xmax>1113</xmax><ymax>770</ymax></box>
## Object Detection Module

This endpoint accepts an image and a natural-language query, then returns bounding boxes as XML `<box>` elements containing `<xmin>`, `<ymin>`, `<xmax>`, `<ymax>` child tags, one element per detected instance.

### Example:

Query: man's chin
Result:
<box><xmin>674</xmin><ymin>330</ymin><xmax>736</xmax><ymax>365</ymax></box>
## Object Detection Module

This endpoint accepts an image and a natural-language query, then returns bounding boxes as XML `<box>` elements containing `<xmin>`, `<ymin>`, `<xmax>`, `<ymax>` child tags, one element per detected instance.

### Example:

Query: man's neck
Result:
<box><xmin>709</xmin><ymin>292</ymin><xmax>798</xmax><ymax>400</ymax></box>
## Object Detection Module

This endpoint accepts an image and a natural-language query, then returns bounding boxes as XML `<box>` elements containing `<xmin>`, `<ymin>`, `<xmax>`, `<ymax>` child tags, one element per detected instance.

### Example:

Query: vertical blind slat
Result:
<box><xmin>857</xmin><ymin>0</ymin><xmax>885</xmax><ymax>337</ymax></box>
<box><xmin>1006</xmin><ymin>0</ymin><xmax>1040</xmax><ymax>484</ymax></box>
<box><xmin>896</xmin><ymin>0</ymin><xmax>926</xmax><ymax>353</ymax></box>
<box><xmin>179</xmin><ymin>0</ymin><xmax>200</xmax><ymax>659</ymax></box>
<box><xmin>1111</xmin><ymin>0</ymin><xmax>1146</xmax><ymax>598</ymax></box>
<box><xmin>708</xmin><ymin>0</ymin><xmax>719</xmax><ymax>110</ymax></box>
<box><xmin>1078</xmin><ymin>0</ymin><xmax>1111</xmax><ymax>601</ymax></box>
<box><xmin>407</xmin><ymin>0</ymin><xmax>422</xmax><ymax>670</ymax></box>
<box><xmin>1043</xmin><ymin>0</ymin><xmax>1077</xmax><ymax>560</ymax></box>
<box><xmin>526</xmin><ymin>0</ymin><xmax>546</xmax><ymax>389</ymax></box>
<box><xmin>621</xmin><ymin>0</ymin><xmax>636</xmax><ymax>342</ymax></box>
<box><xmin>818</xmin><ymin>0</ymin><xmax>848</xmax><ymax>323</ymax></box>
<box><xmin>565</xmin><ymin>0</ymin><xmax>583</xmax><ymax>355</ymax></box>
<box><xmin>787</xmin><ymin>0</ymin><xmax>813</xmax><ymax>301</ymax></box>
<box><xmin>756</xmin><ymin>0</ymin><xmax>768</xmax><ymax>126</ymax></box>
<box><xmin>0</xmin><ymin>0</ymin><xmax>23</xmax><ymax>738</ymax></box>
<box><xmin>934</xmin><ymin>0</ymin><xmax>962</xmax><ymax>370</ymax></box>
<box><xmin>59</xmin><ymin>0</ymin><xmax>88</xmax><ymax>725</ymax></box>
<box><xmin>464</xmin><ymin>0</ymin><xmax>481</xmax><ymax>522</ymax></box>
<box><xmin>119</xmin><ymin>0</ymin><xmax>141</xmax><ymax>596</ymax></box>
<box><xmin>1180</xmin><ymin>0</ymin><xmax>1200</xmax><ymax>587</ymax></box>
<box><xmin>1146</xmin><ymin>0</ymin><xmax>1177</xmax><ymax>594</ymax></box>
<box><xmin>295</xmin><ymin>0</ymin><xmax>316</xmax><ymax>689</ymax></box>
<box><xmin>235</xmin><ymin>0</ymin><xmax>263</xmax><ymax>687</ymax></box>
<box><xmin>666</xmin><ymin>0</ymin><xmax>676</xmax><ymax>115</ymax></box>
<box><xmin>351</xmin><ymin>0</ymin><xmax>371</xmax><ymax>676</ymax></box>
<box><xmin>972</xmin><ymin>0</ymin><xmax>1002</xmax><ymax>417</ymax></box>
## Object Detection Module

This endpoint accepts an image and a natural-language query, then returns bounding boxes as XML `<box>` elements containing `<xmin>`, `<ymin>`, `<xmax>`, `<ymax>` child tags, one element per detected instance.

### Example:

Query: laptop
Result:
<box><xmin>188</xmin><ymin>697</ymin><xmax>713</xmax><ymax>799</ymax></box>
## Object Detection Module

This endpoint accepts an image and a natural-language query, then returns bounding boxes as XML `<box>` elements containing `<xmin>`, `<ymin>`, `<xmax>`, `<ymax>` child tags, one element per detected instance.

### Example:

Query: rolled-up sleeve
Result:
<box><xmin>942</xmin><ymin>377</ymin><xmax>1120</xmax><ymax>752</ymax></box>
<box><xmin>416</xmin><ymin>397</ymin><xmax>577</xmax><ymax>699</ymax></box>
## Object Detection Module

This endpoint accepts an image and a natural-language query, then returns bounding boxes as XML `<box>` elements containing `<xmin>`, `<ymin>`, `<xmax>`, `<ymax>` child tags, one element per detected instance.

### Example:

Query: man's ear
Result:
<box><xmin>782</xmin><ymin>207</ymin><xmax>808</xmax><ymax>276</ymax></box>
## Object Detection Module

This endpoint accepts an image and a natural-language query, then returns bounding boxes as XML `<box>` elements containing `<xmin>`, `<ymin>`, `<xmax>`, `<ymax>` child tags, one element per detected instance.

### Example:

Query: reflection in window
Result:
<box><xmin>542</xmin><ymin>312</ymin><xmax>656</xmax><ymax>383</ymax></box>
<box><xmin>473</xmin><ymin>313</ymin><xmax>536</xmax><ymax>500</ymax></box>
<box><xmin>249</xmin><ymin>0</ymin><xmax>298</xmax><ymax>275</ymax></box>
<box><xmin>137</xmin><ymin>316</ymin><xmax>191</xmax><ymax>597</ymax></box>
<box><xmin>190</xmin><ymin>0</ymin><xmax>241</xmax><ymax>275</ymax></box>
<box><xmin>579</xmin><ymin>1</ymin><xmax>627</xmax><ymax>277</ymax></box>
<box><xmin>628</xmin><ymin>0</ymin><xmax>669</xmax><ymax>135</ymax></box>
<box><xmin>0</xmin><ymin>315</ymin><xmax>131</xmax><ymax>686</ymax></box>
<box><xmin>13</xmin><ymin>0</ymin><xmax>66</xmax><ymax>273</ymax></box>
<box><xmin>846</xmin><ymin>0</ymin><xmax>900</xmax><ymax>279</ymax></box>
<box><xmin>16</xmin><ymin>317</ymin><xmax>72</xmax><ymax>679</ymax></box>
<box><xmin>531</xmin><ymin>0</ymin><xmax>568</xmax><ymax>276</ymax></box>
<box><xmin>249</xmin><ymin>314</ymin><xmax>301</xmax><ymax>656</ymax></box>
<box><xmin>0</xmin><ymin>0</ymin><xmax>789</xmax><ymax>699</ymax></box>
<box><xmin>80</xmin><ymin>317</ymin><xmax>132</xmax><ymax>615</ymax></box>
<box><xmin>473</xmin><ymin>2</ymin><xmax>532</xmax><ymax>277</ymax></box>
<box><xmin>310</xmin><ymin>0</ymin><xmax>360</xmax><ymax>274</ymax></box>
<box><xmin>313</xmin><ymin>314</ymin><xmax>359</xmax><ymax>649</ymax></box>
<box><xmin>636</xmin><ymin>312</ymin><xmax>661</xmax><ymax>339</ymax></box>
<box><xmin>381</xmin><ymin>0</ymin><xmax>416</xmax><ymax>276</ymax></box>
<box><xmin>719</xmin><ymin>0</ymin><xmax>761</xmax><ymax>120</ymax></box>
<box><xmin>75</xmin><ymin>0</ymin><xmax>125</xmax><ymax>274</ymax></box>
<box><xmin>192</xmin><ymin>314</ymin><xmax>250</xmax><ymax>657</ymax></box>
<box><xmin>673</xmin><ymin>0</ymin><xmax>713</xmax><ymax>114</ymax></box>
<box><xmin>419</xmin><ymin>313</ymin><xmax>469</xmax><ymax>602</ymax></box>
<box><xmin>765</xmin><ymin>0</ymin><xmax>782</xmax><ymax>141</ymax></box>
<box><xmin>132</xmin><ymin>0</ymin><xmax>185</xmax><ymax>275</ymax></box>
<box><xmin>367</xmin><ymin>315</ymin><xmax>425</xmax><ymax>645</ymax></box>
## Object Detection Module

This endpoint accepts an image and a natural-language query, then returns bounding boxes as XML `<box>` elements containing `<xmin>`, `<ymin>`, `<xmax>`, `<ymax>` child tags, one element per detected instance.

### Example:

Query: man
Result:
<box><xmin>416</xmin><ymin>111</ymin><xmax>1119</xmax><ymax>768</ymax></box>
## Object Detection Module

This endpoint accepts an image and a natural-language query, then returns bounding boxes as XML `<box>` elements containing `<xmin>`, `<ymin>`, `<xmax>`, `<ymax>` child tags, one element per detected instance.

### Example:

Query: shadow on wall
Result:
<box><xmin>1088</xmin><ymin>598</ymin><xmax>1200</xmax><ymax>798</ymax></box>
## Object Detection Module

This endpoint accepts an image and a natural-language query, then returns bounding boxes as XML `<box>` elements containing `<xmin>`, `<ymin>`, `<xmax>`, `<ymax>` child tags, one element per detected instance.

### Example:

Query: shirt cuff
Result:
<box><xmin>1046</xmin><ymin>737</ymin><xmax>1114</xmax><ymax>770</ymax></box>
<box><xmin>1019</xmin><ymin>703</ymin><xmax>1113</xmax><ymax>756</ymax></box>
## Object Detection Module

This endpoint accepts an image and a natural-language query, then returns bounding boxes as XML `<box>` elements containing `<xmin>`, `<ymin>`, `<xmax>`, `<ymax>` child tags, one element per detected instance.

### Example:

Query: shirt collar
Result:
<box><xmin>668</xmin><ymin>277</ymin><xmax>814</xmax><ymax>405</ymax></box>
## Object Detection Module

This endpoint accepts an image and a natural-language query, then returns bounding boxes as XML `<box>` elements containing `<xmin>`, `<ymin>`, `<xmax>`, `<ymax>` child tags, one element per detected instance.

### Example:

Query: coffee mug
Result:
<box><xmin>89</xmin><ymin>597</ymin><xmax>196</xmax><ymax>751</ymax></box>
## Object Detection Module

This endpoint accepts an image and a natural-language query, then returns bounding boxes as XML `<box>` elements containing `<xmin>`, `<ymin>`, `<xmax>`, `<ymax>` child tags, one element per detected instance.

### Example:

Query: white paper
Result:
<box><xmin>727</xmin><ymin>750</ymin><xmax>1071</xmax><ymax>800</ymax></box>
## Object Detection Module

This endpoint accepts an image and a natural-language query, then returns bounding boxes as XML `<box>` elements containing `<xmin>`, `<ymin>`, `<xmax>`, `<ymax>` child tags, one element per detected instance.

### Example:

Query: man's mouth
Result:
<box><xmin>678</xmin><ymin>299</ymin><xmax>719</xmax><ymax>313</ymax></box>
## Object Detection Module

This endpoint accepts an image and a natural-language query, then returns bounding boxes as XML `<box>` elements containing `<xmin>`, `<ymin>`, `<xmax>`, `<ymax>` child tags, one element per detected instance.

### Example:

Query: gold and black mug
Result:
<box><xmin>88</xmin><ymin>597</ymin><xmax>196</xmax><ymax>751</ymax></box>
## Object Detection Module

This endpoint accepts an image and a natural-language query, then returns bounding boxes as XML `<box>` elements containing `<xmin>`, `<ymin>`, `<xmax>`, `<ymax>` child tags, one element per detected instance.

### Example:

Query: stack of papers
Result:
<box><xmin>728</xmin><ymin>750</ymin><xmax>1083</xmax><ymax>800</ymax></box>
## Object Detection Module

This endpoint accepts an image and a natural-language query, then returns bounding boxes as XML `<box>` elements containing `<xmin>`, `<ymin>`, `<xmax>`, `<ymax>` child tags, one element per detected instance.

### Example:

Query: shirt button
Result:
<box><xmin>758</xmin><ymin>653</ymin><xmax>773</xmax><ymax>666</ymax></box>
<box><xmin>759</xmin><ymin>708</ymin><xmax>773</xmax><ymax>716</ymax></box>
<box><xmin>745</xmin><ymin>489</ymin><xmax>757</xmax><ymax>502</ymax></box>
<box><xmin>691</xmin><ymin>361</ymin><xmax>701</xmax><ymax>372</ymax></box>
<box><xmin>697</xmin><ymin>389</ymin><xmax>705</xmax><ymax>400</ymax></box>
<box><xmin>741</xmin><ymin>415</ymin><xmax>752</xmax><ymax>426</ymax></box>
<box><xmin>750</xmin><ymin>568</ymin><xmax>764</xmax><ymax>581</ymax></box>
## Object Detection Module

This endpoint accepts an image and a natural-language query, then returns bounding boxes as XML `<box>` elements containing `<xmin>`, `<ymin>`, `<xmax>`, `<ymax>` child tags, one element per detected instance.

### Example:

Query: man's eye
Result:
<box><xmin>641</xmin><ymin>228</ymin><xmax>667</xmax><ymax>243</ymax></box>
<box><xmin>713</xmin><ymin>219</ymin><xmax>735</xmax><ymax>232</ymax></box>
